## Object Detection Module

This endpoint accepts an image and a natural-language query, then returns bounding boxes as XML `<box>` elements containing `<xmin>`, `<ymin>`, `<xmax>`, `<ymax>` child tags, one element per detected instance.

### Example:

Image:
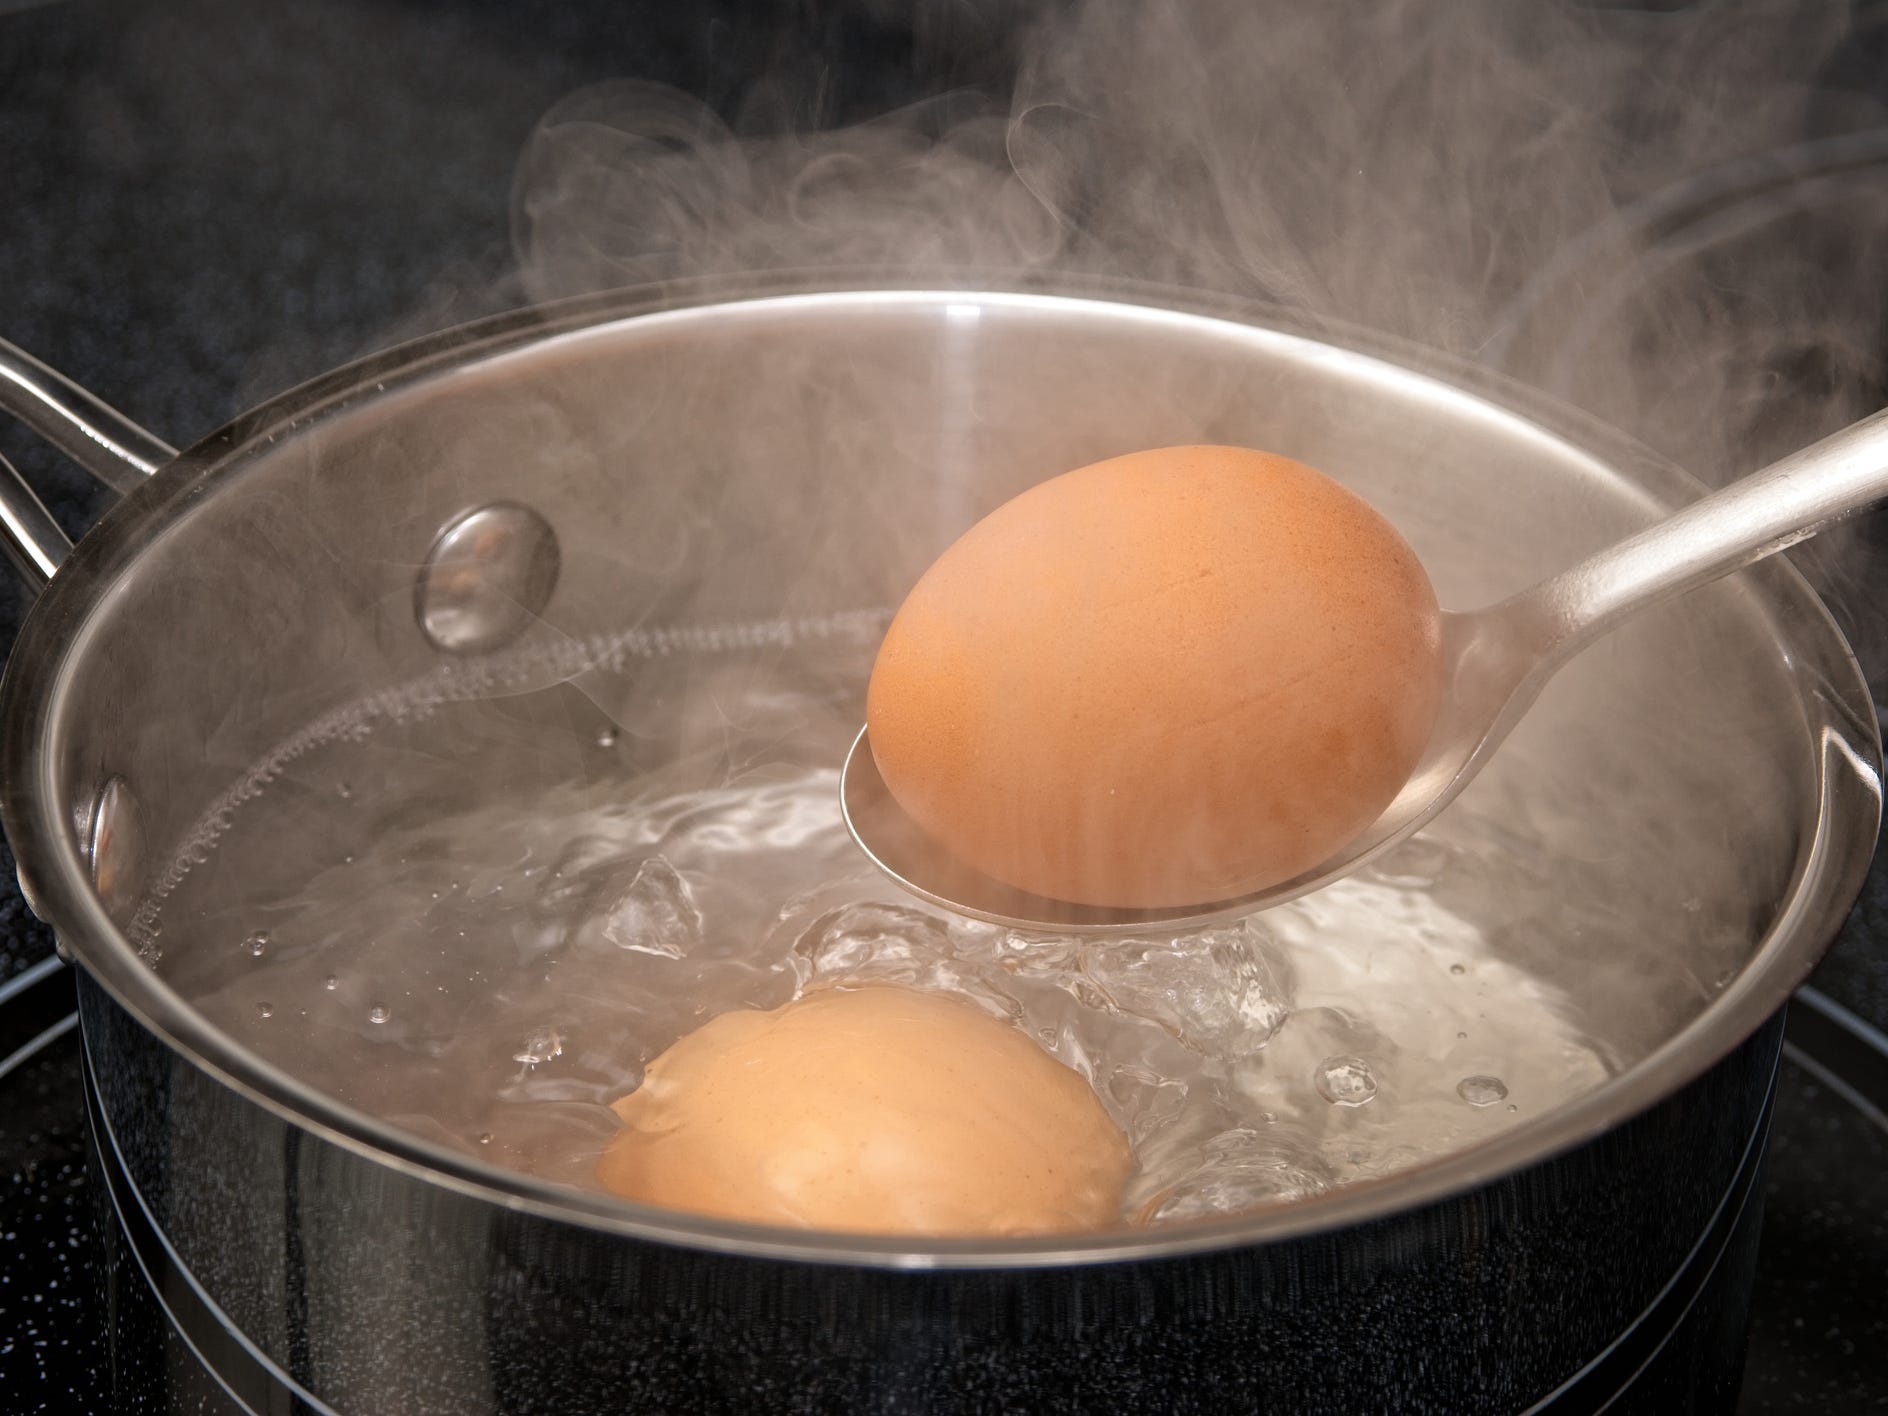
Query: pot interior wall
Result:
<box><xmin>52</xmin><ymin>291</ymin><xmax>1820</xmax><ymax>1135</ymax></box>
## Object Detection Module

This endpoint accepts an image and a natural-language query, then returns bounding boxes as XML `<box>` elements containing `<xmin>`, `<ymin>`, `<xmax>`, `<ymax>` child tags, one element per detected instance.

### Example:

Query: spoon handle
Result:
<box><xmin>1504</xmin><ymin>406</ymin><xmax>1888</xmax><ymax>659</ymax></box>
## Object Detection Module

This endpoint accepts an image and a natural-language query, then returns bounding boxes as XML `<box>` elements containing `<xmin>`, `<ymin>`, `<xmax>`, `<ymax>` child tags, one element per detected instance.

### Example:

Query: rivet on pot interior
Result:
<box><xmin>415</xmin><ymin>502</ymin><xmax>561</xmax><ymax>655</ymax></box>
<box><xmin>80</xmin><ymin>774</ymin><xmax>143</xmax><ymax>923</ymax></box>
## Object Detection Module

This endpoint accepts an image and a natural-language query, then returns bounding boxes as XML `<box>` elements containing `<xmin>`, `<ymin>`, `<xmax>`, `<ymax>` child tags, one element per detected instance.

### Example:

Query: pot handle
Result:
<box><xmin>0</xmin><ymin>338</ymin><xmax>178</xmax><ymax>590</ymax></box>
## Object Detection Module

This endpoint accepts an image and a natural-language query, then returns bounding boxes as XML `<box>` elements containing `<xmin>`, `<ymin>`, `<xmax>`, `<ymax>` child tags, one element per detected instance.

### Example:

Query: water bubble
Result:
<box><xmin>1142</xmin><ymin>1126</ymin><xmax>1334</xmax><ymax>1223</ymax></box>
<box><xmin>477</xmin><ymin>1133</ymin><xmax>493</xmax><ymax>1146</ymax></box>
<box><xmin>794</xmin><ymin>901</ymin><xmax>1018</xmax><ymax>1016</ymax></box>
<box><xmin>599</xmin><ymin>856</ymin><xmax>702</xmax><ymax>959</ymax></box>
<box><xmin>1315</xmin><ymin>1056</ymin><xmax>1379</xmax><ymax>1106</ymax></box>
<box><xmin>513</xmin><ymin>1026</ymin><xmax>565</xmax><ymax>1070</ymax></box>
<box><xmin>1106</xmin><ymin>1063</ymin><xmax>1189</xmax><ymax>1141</ymax></box>
<box><xmin>596</xmin><ymin>727</ymin><xmax>619</xmax><ymax>748</ymax></box>
<box><xmin>1082</xmin><ymin>921</ymin><xmax>1293</xmax><ymax>1057</ymax></box>
<box><xmin>256</xmin><ymin>1001</ymin><xmax>274</xmax><ymax>1019</ymax></box>
<box><xmin>980</xmin><ymin>931</ymin><xmax>1080</xmax><ymax>977</ymax></box>
<box><xmin>341</xmin><ymin>854</ymin><xmax>354</xmax><ymax>866</ymax></box>
<box><xmin>1449</xmin><ymin>963</ymin><xmax>1467</xmax><ymax>976</ymax></box>
<box><xmin>323</xmin><ymin>975</ymin><xmax>338</xmax><ymax>991</ymax></box>
<box><xmin>367</xmin><ymin>1004</ymin><xmax>390</xmax><ymax>1025</ymax></box>
<box><xmin>336</xmin><ymin>781</ymin><xmax>353</xmax><ymax>801</ymax></box>
<box><xmin>1457</xmin><ymin>1075</ymin><xmax>1509</xmax><ymax>1107</ymax></box>
<box><xmin>243</xmin><ymin>930</ymin><xmax>270</xmax><ymax>958</ymax></box>
<box><xmin>1365</xmin><ymin>835</ymin><xmax>1451</xmax><ymax>890</ymax></box>
<box><xmin>797</xmin><ymin>901</ymin><xmax>953</xmax><ymax>976</ymax></box>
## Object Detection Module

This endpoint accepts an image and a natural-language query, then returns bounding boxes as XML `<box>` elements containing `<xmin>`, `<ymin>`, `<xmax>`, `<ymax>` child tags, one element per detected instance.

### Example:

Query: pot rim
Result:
<box><xmin>4</xmin><ymin>271</ymin><xmax>1881</xmax><ymax>1269</ymax></box>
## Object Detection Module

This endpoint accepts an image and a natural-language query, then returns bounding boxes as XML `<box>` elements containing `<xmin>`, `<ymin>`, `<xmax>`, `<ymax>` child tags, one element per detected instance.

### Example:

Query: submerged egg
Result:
<box><xmin>866</xmin><ymin>445</ymin><xmax>1443</xmax><ymax>908</ymax></box>
<box><xmin>595</xmin><ymin>985</ymin><xmax>1130</xmax><ymax>1235</ymax></box>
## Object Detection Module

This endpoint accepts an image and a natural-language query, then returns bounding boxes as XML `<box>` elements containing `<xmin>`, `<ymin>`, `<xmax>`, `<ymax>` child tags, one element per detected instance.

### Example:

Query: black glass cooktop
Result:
<box><xmin>2</xmin><ymin>2</ymin><xmax>1885</xmax><ymax>1410</ymax></box>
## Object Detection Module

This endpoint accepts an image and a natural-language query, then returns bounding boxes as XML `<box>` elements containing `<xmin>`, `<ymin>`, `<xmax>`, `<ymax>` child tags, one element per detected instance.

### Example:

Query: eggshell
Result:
<box><xmin>595</xmin><ymin>986</ymin><xmax>1131</xmax><ymax>1235</ymax></box>
<box><xmin>866</xmin><ymin>445</ymin><xmax>1442</xmax><ymax>908</ymax></box>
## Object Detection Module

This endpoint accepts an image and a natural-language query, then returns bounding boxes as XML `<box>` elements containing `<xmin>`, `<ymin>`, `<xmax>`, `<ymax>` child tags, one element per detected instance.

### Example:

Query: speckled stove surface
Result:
<box><xmin>1</xmin><ymin>1</ymin><xmax>1884</xmax><ymax>1411</ymax></box>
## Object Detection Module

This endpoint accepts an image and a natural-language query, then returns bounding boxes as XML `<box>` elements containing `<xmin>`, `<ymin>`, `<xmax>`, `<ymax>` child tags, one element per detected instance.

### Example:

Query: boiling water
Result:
<box><xmin>148</xmin><ymin>632</ymin><xmax>1616</xmax><ymax>1227</ymax></box>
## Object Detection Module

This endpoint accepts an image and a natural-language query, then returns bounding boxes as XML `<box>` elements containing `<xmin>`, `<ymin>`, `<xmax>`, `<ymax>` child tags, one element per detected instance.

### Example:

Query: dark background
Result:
<box><xmin>0</xmin><ymin>0</ymin><xmax>1884</xmax><ymax>1410</ymax></box>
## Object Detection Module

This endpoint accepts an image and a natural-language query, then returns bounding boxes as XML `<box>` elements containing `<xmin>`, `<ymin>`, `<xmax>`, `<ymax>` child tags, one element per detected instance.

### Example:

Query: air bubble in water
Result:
<box><xmin>981</xmin><ymin>931</ymin><xmax>1080</xmax><ymax>978</ymax></box>
<box><xmin>368</xmin><ymin>1004</ymin><xmax>390</xmax><ymax>1025</ymax></box>
<box><xmin>1106</xmin><ymin>1063</ymin><xmax>1189</xmax><ymax>1142</ymax></box>
<box><xmin>256</xmin><ymin>1001</ymin><xmax>274</xmax><ymax>1019</ymax></box>
<box><xmin>596</xmin><ymin>727</ymin><xmax>619</xmax><ymax>748</ymax></box>
<box><xmin>792</xmin><ymin>900</ymin><xmax>1019</xmax><ymax>1016</ymax></box>
<box><xmin>1365</xmin><ymin>835</ymin><xmax>1451</xmax><ymax>890</ymax></box>
<box><xmin>323</xmin><ymin>975</ymin><xmax>338</xmax><ymax>991</ymax></box>
<box><xmin>1142</xmin><ymin>1126</ymin><xmax>1335</xmax><ymax>1222</ymax></box>
<box><xmin>243</xmin><ymin>930</ymin><xmax>270</xmax><ymax>958</ymax></box>
<box><xmin>513</xmin><ymin>1026</ymin><xmax>564</xmax><ymax>1070</ymax></box>
<box><xmin>1449</xmin><ymin>963</ymin><xmax>1467</xmax><ymax>976</ymax></box>
<box><xmin>1081</xmin><ymin>922</ymin><xmax>1292</xmax><ymax>1057</ymax></box>
<box><xmin>599</xmin><ymin>856</ymin><xmax>702</xmax><ymax>959</ymax></box>
<box><xmin>797</xmin><ymin>901</ymin><xmax>953</xmax><ymax>977</ymax></box>
<box><xmin>336</xmin><ymin>781</ymin><xmax>353</xmax><ymax>800</ymax></box>
<box><xmin>477</xmin><ymin>1132</ymin><xmax>493</xmax><ymax>1146</ymax></box>
<box><xmin>1457</xmin><ymin>1075</ymin><xmax>1509</xmax><ymax>1107</ymax></box>
<box><xmin>1315</xmin><ymin>1056</ymin><xmax>1378</xmax><ymax>1106</ymax></box>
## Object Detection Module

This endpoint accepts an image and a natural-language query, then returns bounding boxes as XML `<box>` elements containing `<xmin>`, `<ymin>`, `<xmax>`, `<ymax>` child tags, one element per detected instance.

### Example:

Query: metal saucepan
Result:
<box><xmin>0</xmin><ymin>277</ymin><xmax>1878</xmax><ymax>1413</ymax></box>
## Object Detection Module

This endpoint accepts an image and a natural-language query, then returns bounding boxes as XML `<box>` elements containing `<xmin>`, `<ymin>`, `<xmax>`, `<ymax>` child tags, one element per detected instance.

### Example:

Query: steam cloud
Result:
<box><xmin>515</xmin><ymin>0</ymin><xmax>1883</xmax><ymax>457</ymax></box>
<box><xmin>504</xmin><ymin>0</ymin><xmax>1888</xmax><ymax>696</ymax></box>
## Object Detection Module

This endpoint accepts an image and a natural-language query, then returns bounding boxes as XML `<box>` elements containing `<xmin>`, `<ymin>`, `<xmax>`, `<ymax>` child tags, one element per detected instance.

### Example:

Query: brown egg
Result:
<box><xmin>595</xmin><ymin>986</ymin><xmax>1131</xmax><ymax>1236</ymax></box>
<box><xmin>866</xmin><ymin>445</ymin><xmax>1442</xmax><ymax>908</ymax></box>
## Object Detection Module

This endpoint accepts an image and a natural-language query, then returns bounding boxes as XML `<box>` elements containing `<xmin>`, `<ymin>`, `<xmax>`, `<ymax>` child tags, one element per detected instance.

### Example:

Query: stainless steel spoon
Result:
<box><xmin>842</xmin><ymin>409</ymin><xmax>1888</xmax><ymax>933</ymax></box>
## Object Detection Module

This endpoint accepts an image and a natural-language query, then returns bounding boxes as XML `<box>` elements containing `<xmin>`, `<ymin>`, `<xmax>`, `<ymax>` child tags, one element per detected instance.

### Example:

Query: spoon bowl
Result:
<box><xmin>843</xmin><ymin>407</ymin><xmax>1888</xmax><ymax>932</ymax></box>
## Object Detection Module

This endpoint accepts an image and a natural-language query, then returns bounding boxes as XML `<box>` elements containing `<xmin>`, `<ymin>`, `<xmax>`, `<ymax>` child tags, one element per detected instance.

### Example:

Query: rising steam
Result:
<box><xmin>507</xmin><ymin>0</ymin><xmax>1888</xmax><ymax>706</ymax></box>
<box><xmin>513</xmin><ymin>0</ymin><xmax>1887</xmax><ymax>479</ymax></box>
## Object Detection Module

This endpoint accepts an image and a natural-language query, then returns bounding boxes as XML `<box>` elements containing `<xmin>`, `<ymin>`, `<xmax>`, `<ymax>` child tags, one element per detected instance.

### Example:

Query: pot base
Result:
<box><xmin>76</xmin><ymin>969</ymin><xmax>1780</xmax><ymax>1415</ymax></box>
